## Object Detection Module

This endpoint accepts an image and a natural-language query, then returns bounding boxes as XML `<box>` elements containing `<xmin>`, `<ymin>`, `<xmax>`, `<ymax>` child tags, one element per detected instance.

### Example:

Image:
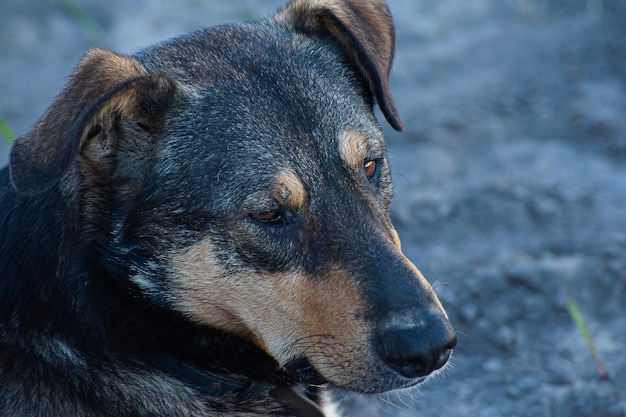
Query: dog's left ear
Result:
<box><xmin>275</xmin><ymin>0</ymin><xmax>404</xmax><ymax>131</ymax></box>
<box><xmin>9</xmin><ymin>48</ymin><xmax>176</xmax><ymax>195</ymax></box>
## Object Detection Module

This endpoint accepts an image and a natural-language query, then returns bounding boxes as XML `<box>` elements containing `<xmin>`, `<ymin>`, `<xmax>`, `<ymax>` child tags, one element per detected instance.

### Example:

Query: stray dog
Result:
<box><xmin>0</xmin><ymin>0</ymin><xmax>456</xmax><ymax>416</ymax></box>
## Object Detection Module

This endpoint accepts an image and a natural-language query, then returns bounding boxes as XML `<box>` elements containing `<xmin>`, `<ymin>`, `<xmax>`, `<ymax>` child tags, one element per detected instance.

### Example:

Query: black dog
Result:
<box><xmin>0</xmin><ymin>0</ymin><xmax>456</xmax><ymax>415</ymax></box>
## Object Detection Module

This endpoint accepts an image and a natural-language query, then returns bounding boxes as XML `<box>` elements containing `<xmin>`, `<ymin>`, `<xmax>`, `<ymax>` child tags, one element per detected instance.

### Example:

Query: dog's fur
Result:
<box><xmin>0</xmin><ymin>1</ymin><xmax>456</xmax><ymax>416</ymax></box>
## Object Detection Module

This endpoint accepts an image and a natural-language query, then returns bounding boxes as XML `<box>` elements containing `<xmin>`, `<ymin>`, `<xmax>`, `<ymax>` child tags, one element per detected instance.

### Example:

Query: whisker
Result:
<box><xmin>429</xmin><ymin>268</ymin><xmax>469</xmax><ymax>290</ymax></box>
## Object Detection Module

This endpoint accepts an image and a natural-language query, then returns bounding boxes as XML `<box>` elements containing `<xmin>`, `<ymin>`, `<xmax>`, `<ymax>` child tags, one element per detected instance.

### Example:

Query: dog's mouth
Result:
<box><xmin>284</xmin><ymin>357</ymin><xmax>329</xmax><ymax>386</ymax></box>
<box><xmin>283</xmin><ymin>356</ymin><xmax>436</xmax><ymax>394</ymax></box>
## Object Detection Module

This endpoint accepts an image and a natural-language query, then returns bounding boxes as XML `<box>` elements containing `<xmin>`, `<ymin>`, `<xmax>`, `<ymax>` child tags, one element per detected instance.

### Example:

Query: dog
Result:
<box><xmin>0</xmin><ymin>0</ymin><xmax>456</xmax><ymax>416</ymax></box>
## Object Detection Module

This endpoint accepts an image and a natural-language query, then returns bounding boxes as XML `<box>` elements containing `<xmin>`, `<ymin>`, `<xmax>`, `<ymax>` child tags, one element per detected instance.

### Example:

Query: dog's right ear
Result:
<box><xmin>9</xmin><ymin>48</ymin><xmax>176</xmax><ymax>195</ymax></box>
<box><xmin>275</xmin><ymin>0</ymin><xmax>404</xmax><ymax>131</ymax></box>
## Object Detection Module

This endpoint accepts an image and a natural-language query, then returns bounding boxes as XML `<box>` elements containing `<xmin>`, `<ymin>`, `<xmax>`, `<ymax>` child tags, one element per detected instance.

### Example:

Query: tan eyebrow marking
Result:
<box><xmin>338</xmin><ymin>131</ymin><xmax>369</xmax><ymax>170</ymax></box>
<box><xmin>274</xmin><ymin>169</ymin><xmax>306</xmax><ymax>208</ymax></box>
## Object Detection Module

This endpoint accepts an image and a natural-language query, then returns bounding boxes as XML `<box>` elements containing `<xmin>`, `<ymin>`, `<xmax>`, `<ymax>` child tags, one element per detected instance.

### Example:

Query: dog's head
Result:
<box><xmin>9</xmin><ymin>0</ymin><xmax>455</xmax><ymax>394</ymax></box>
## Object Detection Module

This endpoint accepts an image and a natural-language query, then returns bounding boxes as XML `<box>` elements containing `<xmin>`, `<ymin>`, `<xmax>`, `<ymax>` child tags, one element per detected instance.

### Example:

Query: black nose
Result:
<box><xmin>375</xmin><ymin>311</ymin><xmax>457</xmax><ymax>379</ymax></box>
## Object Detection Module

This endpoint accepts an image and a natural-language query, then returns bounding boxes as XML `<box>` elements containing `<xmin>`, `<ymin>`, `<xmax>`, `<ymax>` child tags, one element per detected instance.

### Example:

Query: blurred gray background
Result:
<box><xmin>1</xmin><ymin>1</ymin><xmax>625</xmax><ymax>416</ymax></box>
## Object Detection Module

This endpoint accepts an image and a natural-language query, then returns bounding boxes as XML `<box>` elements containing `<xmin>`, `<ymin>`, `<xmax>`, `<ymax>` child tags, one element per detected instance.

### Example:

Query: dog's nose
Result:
<box><xmin>375</xmin><ymin>311</ymin><xmax>457</xmax><ymax>379</ymax></box>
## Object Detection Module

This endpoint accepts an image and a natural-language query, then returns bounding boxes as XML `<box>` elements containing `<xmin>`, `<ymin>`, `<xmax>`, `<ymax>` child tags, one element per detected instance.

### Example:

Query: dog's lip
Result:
<box><xmin>391</xmin><ymin>366</ymin><xmax>447</xmax><ymax>391</ymax></box>
<box><xmin>404</xmin><ymin>375</ymin><xmax>428</xmax><ymax>388</ymax></box>
<box><xmin>284</xmin><ymin>357</ymin><xmax>432</xmax><ymax>394</ymax></box>
<box><xmin>391</xmin><ymin>356</ymin><xmax>454</xmax><ymax>391</ymax></box>
<box><xmin>368</xmin><ymin>375</ymin><xmax>429</xmax><ymax>395</ymax></box>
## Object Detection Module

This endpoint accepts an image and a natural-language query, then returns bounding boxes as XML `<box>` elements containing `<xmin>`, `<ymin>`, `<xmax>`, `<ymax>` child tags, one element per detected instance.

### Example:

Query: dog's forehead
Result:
<box><xmin>139</xmin><ymin>24</ymin><xmax>378</xmax><ymax>122</ymax></box>
<box><xmin>138</xmin><ymin>24</ymin><xmax>347</xmax><ymax>99</ymax></box>
<box><xmin>142</xmin><ymin>23</ymin><xmax>385</xmax><ymax>188</ymax></box>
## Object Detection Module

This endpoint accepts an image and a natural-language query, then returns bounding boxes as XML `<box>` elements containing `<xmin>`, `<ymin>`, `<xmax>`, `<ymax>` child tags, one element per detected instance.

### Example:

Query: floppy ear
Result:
<box><xmin>9</xmin><ymin>48</ymin><xmax>176</xmax><ymax>195</ymax></box>
<box><xmin>275</xmin><ymin>0</ymin><xmax>404</xmax><ymax>131</ymax></box>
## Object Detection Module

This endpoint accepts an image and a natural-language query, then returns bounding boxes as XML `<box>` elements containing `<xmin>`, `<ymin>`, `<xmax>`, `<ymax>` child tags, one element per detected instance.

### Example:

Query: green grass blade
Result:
<box><xmin>566</xmin><ymin>299</ymin><xmax>608</xmax><ymax>380</ymax></box>
<box><xmin>566</xmin><ymin>299</ymin><xmax>593</xmax><ymax>349</ymax></box>
<box><xmin>0</xmin><ymin>116</ymin><xmax>17</xmax><ymax>144</ymax></box>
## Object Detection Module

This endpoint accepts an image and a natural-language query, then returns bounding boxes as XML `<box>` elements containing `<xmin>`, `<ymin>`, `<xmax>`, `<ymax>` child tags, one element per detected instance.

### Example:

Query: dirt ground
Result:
<box><xmin>1</xmin><ymin>1</ymin><xmax>625</xmax><ymax>416</ymax></box>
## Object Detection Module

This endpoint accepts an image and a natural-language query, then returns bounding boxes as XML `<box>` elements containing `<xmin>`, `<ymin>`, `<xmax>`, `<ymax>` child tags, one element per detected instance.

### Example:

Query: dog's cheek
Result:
<box><xmin>167</xmin><ymin>238</ymin><xmax>386</xmax><ymax>384</ymax></box>
<box><xmin>168</xmin><ymin>238</ymin><xmax>310</xmax><ymax>358</ymax></box>
<box><xmin>168</xmin><ymin>238</ymin><xmax>265</xmax><ymax>342</ymax></box>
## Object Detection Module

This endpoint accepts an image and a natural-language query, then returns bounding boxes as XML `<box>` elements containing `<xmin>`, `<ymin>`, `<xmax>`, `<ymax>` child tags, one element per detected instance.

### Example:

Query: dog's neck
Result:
<box><xmin>154</xmin><ymin>355</ymin><xmax>275</xmax><ymax>398</ymax></box>
<box><xmin>127</xmin><ymin>313</ymin><xmax>327</xmax><ymax>417</ymax></box>
<box><xmin>154</xmin><ymin>355</ymin><xmax>326</xmax><ymax>417</ymax></box>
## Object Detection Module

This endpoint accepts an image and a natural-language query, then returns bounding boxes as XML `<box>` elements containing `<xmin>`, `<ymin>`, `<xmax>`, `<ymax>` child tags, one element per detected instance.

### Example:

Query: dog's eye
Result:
<box><xmin>364</xmin><ymin>160</ymin><xmax>378</xmax><ymax>181</ymax></box>
<box><xmin>250</xmin><ymin>203</ymin><xmax>287</xmax><ymax>225</ymax></box>
<box><xmin>251</xmin><ymin>210</ymin><xmax>283</xmax><ymax>223</ymax></box>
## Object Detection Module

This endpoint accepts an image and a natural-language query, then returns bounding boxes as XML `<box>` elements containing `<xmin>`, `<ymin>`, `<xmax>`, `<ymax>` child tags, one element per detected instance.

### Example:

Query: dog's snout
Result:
<box><xmin>375</xmin><ymin>311</ymin><xmax>457</xmax><ymax>379</ymax></box>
